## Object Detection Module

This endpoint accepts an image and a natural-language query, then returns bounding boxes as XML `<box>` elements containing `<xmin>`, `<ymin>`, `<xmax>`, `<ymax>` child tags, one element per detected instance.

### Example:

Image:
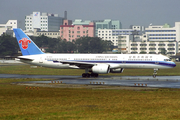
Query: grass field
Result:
<box><xmin>1</xmin><ymin>79</ymin><xmax>180</xmax><ymax>120</ymax></box>
<box><xmin>0</xmin><ymin>63</ymin><xmax>180</xmax><ymax>119</ymax></box>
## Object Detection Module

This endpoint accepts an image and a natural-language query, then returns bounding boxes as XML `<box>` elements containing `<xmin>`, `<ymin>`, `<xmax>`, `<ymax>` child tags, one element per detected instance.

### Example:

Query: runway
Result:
<box><xmin>1</xmin><ymin>74</ymin><xmax>180</xmax><ymax>89</ymax></box>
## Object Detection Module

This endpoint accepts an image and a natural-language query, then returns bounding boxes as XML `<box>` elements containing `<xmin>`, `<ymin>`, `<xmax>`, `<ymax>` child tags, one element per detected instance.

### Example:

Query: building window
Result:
<box><xmin>131</xmin><ymin>44</ymin><xmax>138</xmax><ymax>46</ymax></box>
<box><xmin>140</xmin><ymin>48</ymin><xmax>147</xmax><ymax>50</ymax></box>
<box><xmin>168</xmin><ymin>48</ymin><xmax>175</xmax><ymax>50</ymax></box>
<box><xmin>168</xmin><ymin>44</ymin><xmax>175</xmax><ymax>46</ymax></box>
<box><xmin>149</xmin><ymin>48</ymin><xmax>156</xmax><ymax>50</ymax></box>
<box><xmin>149</xmin><ymin>52</ymin><xmax>156</xmax><ymax>54</ymax></box>
<box><xmin>167</xmin><ymin>52</ymin><xmax>175</xmax><ymax>54</ymax></box>
<box><xmin>149</xmin><ymin>44</ymin><xmax>156</xmax><ymax>46</ymax></box>
<box><xmin>158</xmin><ymin>48</ymin><xmax>165</xmax><ymax>50</ymax></box>
<box><xmin>131</xmin><ymin>48</ymin><xmax>138</xmax><ymax>50</ymax></box>
<box><xmin>158</xmin><ymin>44</ymin><xmax>165</xmax><ymax>46</ymax></box>
<box><xmin>140</xmin><ymin>44</ymin><xmax>147</xmax><ymax>46</ymax></box>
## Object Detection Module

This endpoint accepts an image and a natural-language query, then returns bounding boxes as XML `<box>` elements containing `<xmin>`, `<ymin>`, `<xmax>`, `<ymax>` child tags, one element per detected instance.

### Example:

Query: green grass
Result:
<box><xmin>0</xmin><ymin>62</ymin><xmax>180</xmax><ymax>76</ymax></box>
<box><xmin>0</xmin><ymin>80</ymin><xmax>180</xmax><ymax>120</ymax></box>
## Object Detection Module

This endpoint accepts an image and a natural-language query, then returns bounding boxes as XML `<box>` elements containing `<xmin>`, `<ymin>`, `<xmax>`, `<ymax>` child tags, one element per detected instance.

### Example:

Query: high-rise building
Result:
<box><xmin>94</xmin><ymin>19</ymin><xmax>122</xmax><ymax>36</ymax></box>
<box><xmin>25</xmin><ymin>12</ymin><xmax>64</xmax><ymax>32</ymax></box>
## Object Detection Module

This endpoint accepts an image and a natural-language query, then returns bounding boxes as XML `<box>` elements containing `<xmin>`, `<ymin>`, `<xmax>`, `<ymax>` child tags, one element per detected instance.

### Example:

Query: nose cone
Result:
<box><xmin>171</xmin><ymin>62</ymin><xmax>176</xmax><ymax>68</ymax></box>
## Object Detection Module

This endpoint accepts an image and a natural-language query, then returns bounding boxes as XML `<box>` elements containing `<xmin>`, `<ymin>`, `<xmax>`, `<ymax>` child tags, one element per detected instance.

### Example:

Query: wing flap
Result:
<box><xmin>60</xmin><ymin>60</ymin><xmax>96</xmax><ymax>68</ymax></box>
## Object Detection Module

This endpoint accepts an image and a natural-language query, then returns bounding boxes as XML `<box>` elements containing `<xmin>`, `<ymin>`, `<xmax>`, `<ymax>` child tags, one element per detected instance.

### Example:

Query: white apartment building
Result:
<box><xmin>145</xmin><ymin>22</ymin><xmax>180</xmax><ymax>54</ymax></box>
<box><xmin>98</xmin><ymin>29</ymin><xmax>117</xmax><ymax>46</ymax></box>
<box><xmin>24</xmin><ymin>28</ymin><xmax>60</xmax><ymax>38</ymax></box>
<box><xmin>118</xmin><ymin>35</ymin><xmax>177</xmax><ymax>56</ymax></box>
<box><xmin>98</xmin><ymin>26</ymin><xmax>143</xmax><ymax>46</ymax></box>
<box><xmin>25</xmin><ymin>12</ymin><xmax>64</xmax><ymax>32</ymax></box>
<box><xmin>118</xmin><ymin>23</ymin><xmax>180</xmax><ymax>55</ymax></box>
<box><xmin>99</xmin><ymin>23</ymin><xmax>180</xmax><ymax>56</ymax></box>
<box><xmin>0</xmin><ymin>20</ymin><xmax>17</xmax><ymax>36</ymax></box>
<box><xmin>129</xmin><ymin>41</ymin><xmax>177</xmax><ymax>55</ymax></box>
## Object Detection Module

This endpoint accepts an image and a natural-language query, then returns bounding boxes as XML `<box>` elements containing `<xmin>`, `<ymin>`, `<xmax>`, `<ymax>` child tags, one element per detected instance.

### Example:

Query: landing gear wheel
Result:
<box><xmin>86</xmin><ymin>73</ymin><xmax>90</xmax><ymax>78</ymax></box>
<box><xmin>153</xmin><ymin>74</ymin><xmax>156</xmax><ymax>78</ymax></box>
<box><xmin>82</xmin><ymin>73</ymin><xmax>90</xmax><ymax>78</ymax></box>
<box><xmin>153</xmin><ymin>69</ymin><xmax>158</xmax><ymax>78</ymax></box>
<box><xmin>82</xmin><ymin>73</ymin><xmax>87</xmax><ymax>77</ymax></box>
<box><xmin>91</xmin><ymin>73</ymin><xmax>98</xmax><ymax>77</ymax></box>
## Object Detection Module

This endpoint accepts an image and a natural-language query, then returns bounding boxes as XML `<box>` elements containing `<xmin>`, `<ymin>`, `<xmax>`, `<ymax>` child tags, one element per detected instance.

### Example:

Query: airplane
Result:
<box><xmin>13</xmin><ymin>28</ymin><xmax>176</xmax><ymax>78</ymax></box>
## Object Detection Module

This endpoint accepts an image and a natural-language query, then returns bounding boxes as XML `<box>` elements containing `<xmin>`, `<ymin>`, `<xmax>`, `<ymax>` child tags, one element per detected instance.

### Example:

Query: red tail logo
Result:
<box><xmin>19</xmin><ymin>38</ymin><xmax>31</xmax><ymax>49</ymax></box>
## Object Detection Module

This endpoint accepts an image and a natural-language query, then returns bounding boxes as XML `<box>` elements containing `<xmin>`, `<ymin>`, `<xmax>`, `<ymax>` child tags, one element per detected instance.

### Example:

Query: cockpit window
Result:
<box><xmin>164</xmin><ymin>59</ymin><xmax>171</xmax><ymax>61</ymax></box>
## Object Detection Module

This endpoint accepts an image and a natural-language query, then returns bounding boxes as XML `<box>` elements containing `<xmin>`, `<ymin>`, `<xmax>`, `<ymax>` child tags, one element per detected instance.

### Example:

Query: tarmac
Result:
<box><xmin>1</xmin><ymin>74</ymin><xmax>180</xmax><ymax>89</ymax></box>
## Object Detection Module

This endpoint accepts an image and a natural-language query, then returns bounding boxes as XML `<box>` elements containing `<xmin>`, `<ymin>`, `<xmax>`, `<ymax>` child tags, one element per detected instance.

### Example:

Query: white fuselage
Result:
<box><xmin>18</xmin><ymin>54</ymin><xmax>176</xmax><ymax>70</ymax></box>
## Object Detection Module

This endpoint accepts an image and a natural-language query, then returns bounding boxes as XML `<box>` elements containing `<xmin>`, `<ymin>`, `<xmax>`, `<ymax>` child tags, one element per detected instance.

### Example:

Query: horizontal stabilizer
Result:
<box><xmin>18</xmin><ymin>57</ymin><xmax>34</xmax><ymax>61</ymax></box>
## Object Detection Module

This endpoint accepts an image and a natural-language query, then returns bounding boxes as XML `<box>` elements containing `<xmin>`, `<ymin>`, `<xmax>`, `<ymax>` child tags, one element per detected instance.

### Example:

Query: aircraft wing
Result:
<box><xmin>59</xmin><ymin>60</ymin><xmax>96</xmax><ymax>68</ymax></box>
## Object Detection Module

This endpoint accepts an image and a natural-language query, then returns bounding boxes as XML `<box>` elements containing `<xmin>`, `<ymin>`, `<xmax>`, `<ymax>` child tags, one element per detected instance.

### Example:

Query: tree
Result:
<box><xmin>0</xmin><ymin>34</ymin><xmax>18</xmax><ymax>56</ymax></box>
<box><xmin>67</xmin><ymin>41</ymin><xmax>76</xmax><ymax>53</ymax></box>
<box><xmin>102</xmin><ymin>40</ymin><xmax>114</xmax><ymax>52</ymax></box>
<box><xmin>30</xmin><ymin>35</ymin><xmax>49</xmax><ymax>48</ymax></box>
<box><xmin>75</xmin><ymin>37</ymin><xmax>113</xmax><ymax>53</ymax></box>
<box><xmin>160</xmin><ymin>48</ymin><xmax>167</xmax><ymax>55</ymax></box>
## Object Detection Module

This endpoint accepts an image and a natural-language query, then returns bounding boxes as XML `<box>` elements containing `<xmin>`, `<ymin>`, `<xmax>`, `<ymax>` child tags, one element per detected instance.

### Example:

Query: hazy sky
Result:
<box><xmin>0</xmin><ymin>0</ymin><xmax>180</xmax><ymax>29</ymax></box>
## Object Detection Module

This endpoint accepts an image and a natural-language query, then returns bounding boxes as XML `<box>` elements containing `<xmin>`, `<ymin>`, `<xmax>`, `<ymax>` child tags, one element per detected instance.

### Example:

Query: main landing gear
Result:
<box><xmin>82</xmin><ymin>73</ymin><xmax>99</xmax><ymax>78</ymax></box>
<box><xmin>82</xmin><ymin>68</ymin><xmax>98</xmax><ymax>78</ymax></box>
<box><xmin>153</xmin><ymin>69</ymin><xmax>158</xmax><ymax>78</ymax></box>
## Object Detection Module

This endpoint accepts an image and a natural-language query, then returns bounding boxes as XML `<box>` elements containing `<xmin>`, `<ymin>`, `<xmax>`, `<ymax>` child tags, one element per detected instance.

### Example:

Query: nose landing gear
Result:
<box><xmin>153</xmin><ymin>69</ymin><xmax>158</xmax><ymax>78</ymax></box>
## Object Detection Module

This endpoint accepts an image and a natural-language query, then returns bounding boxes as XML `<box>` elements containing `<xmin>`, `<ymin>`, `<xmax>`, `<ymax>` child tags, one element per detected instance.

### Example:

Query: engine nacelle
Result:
<box><xmin>110</xmin><ymin>68</ymin><xmax>124</xmax><ymax>73</ymax></box>
<box><xmin>92</xmin><ymin>64</ymin><xmax>110</xmax><ymax>74</ymax></box>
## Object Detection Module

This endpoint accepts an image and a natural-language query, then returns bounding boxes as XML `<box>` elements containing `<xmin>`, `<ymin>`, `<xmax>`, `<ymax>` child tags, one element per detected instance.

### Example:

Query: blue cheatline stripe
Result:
<box><xmin>52</xmin><ymin>60</ymin><xmax>176</xmax><ymax>68</ymax></box>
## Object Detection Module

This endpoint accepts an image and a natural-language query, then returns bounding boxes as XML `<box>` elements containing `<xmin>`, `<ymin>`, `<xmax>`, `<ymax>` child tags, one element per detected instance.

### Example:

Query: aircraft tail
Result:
<box><xmin>13</xmin><ymin>28</ymin><xmax>44</xmax><ymax>56</ymax></box>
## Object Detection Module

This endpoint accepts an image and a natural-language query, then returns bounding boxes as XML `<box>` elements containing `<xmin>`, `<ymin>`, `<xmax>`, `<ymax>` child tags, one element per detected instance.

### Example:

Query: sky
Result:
<box><xmin>0</xmin><ymin>0</ymin><xmax>180</xmax><ymax>29</ymax></box>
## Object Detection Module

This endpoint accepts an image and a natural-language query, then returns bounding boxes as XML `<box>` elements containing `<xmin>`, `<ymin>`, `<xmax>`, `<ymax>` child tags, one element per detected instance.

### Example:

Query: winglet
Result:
<box><xmin>13</xmin><ymin>28</ymin><xmax>44</xmax><ymax>56</ymax></box>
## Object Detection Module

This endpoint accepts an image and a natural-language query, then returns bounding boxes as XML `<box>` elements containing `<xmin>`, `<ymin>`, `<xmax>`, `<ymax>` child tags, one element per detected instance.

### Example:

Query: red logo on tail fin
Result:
<box><xmin>19</xmin><ymin>38</ymin><xmax>31</xmax><ymax>49</ymax></box>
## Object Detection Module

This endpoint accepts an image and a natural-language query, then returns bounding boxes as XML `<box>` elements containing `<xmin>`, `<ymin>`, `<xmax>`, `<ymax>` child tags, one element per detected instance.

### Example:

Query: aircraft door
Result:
<box><xmin>155</xmin><ymin>58</ymin><xmax>159</xmax><ymax>64</ymax></box>
<box><xmin>122</xmin><ymin>57</ymin><xmax>126</xmax><ymax>63</ymax></box>
<box><xmin>39</xmin><ymin>57</ymin><xmax>43</xmax><ymax>63</ymax></box>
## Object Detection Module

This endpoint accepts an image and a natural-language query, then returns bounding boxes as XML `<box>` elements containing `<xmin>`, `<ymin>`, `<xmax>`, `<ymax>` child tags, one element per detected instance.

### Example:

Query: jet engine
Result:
<box><xmin>92</xmin><ymin>64</ymin><xmax>110</xmax><ymax>74</ymax></box>
<box><xmin>110</xmin><ymin>68</ymin><xmax>124</xmax><ymax>73</ymax></box>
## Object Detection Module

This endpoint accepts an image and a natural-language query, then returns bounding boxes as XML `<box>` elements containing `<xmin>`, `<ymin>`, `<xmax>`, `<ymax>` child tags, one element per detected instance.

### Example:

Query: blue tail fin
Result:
<box><xmin>13</xmin><ymin>28</ymin><xmax>44</xmax><ymax>56</ymax></box>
